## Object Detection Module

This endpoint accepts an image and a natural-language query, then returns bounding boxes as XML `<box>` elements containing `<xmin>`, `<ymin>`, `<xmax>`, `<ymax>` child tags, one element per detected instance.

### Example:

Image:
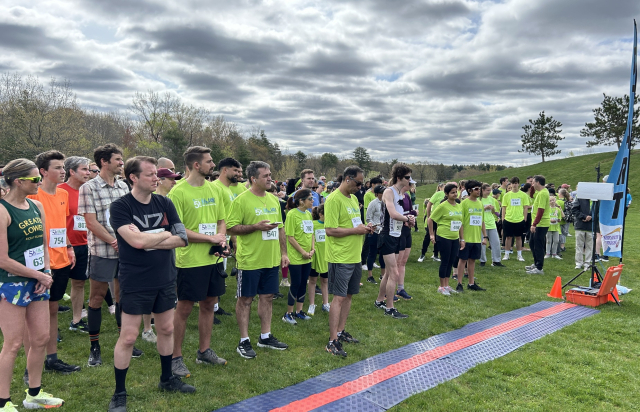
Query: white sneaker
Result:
<box><xmin>544</xmin><ymin>254</ymin><xmax>551</xmax><ymax>259</ymax></box>
<box><xmin>431</xmin><ymin>255</ymin><xmax>441</xmax><ymax>262</ymax></box>
<box><xmin>81</xmin><ymin>309</ymin><xmax>88</xmax><ymax>319</ymax></box>
<box><xmin>417</xmin><ymin>255</ymin><xmax>425</xmax><ymax>263</ymax></box>
<box><xmin>502</xmin><ymin>254</ymin><xmax>510</xmax><ymax>261</ymax></box>
<box><xmin>552</xmin><ymin>255</ymin><xmax>563</xmax><ymax>260</ymax></box>
<box><xmin>142</xmin><ymin>329</ymin><xmax>157</xmax><ymax>343</ymax></box>
<box><xmin>517</xmin><ymin>255</ymin><xmax>525</xmax><ymax>262</ymax></box>
<box><xmin>307</xmin><ymin>304</ymin><xmax>316</xmax><ymax>316</ymax></box>
<box><xmin>322</xmin><ymin>303</ymin><xmax>331</xmax><ymax>312</ymax></box>
<box><xmin>525</xmin><ymin>264</ymin><xmax>536</xmax><ymax>270</ymax></box>
<box><xmin>362</xmin><ymin>264</ymin><xmax>368</xmax><ymax>270</ymax></box>
<box><xmin>280</xmin><ymin>278</ymin><xmax>290</xmax><ymax>287</ymax></box>
<box><xmin>437</xmin><ymin>287</ymin><xmax>450</xmax><ymax>296</ymax></box>
<box><xmin>444</xmin><ymin>286</ymin><xmax>458</xmax><ymax>294</ymax></box>
<box><xmin>373</xmin><ymin>263</ymin><xmax>380</xmax><ymax>268</ymax></box>
<box><xmin>108</xmin><ymin>305</ymin><xmax>116</xmax><ymax>315</ymax></box>
<box><xmin>575</xmin><ymin>264</ymin><xmax>582</xmax><ymax>269</ymax></box>
<box><xmin>526</xmin><ymin>268</ymin><xmax>544</xmax><ymax>274</ymax></box>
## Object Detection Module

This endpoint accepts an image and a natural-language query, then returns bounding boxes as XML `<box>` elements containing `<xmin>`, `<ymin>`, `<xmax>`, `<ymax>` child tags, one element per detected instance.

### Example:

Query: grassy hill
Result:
<box><xmin>416</xmin><ymin>150</ymin><xmax>639</xmax><ymax>201</ymax></box>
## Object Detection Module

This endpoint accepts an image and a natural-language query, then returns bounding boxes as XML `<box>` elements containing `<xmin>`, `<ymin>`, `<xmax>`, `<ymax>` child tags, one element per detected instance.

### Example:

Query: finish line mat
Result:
<box><xmin>216</xmin><ymin>301</ymin><xmax>598</xmax><ymax>412</ymax></box>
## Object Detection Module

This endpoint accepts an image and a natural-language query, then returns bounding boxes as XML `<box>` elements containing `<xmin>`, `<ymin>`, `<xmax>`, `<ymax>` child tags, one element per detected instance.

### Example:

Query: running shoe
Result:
<box><xmin>108</xmin><ymin>391</ymin><xmax>126</xmax><ymax>412</ymax></box>
<box><xmin>57</xmin><ymin>305</ymin><xmax>70</xmax><ymax>313</ymax></box>
<box><xmin>544</xmin><ymin>254</ymin><xmax>551</xmax><ymax>259</ymax></box>
<box><xmin>374</xmin><ymin>300</ymin><xmax>387</xmax><ymax>310</ymax></box>
<box><xmin>321</xmin><ymin>303</ymin><xmax>331</xmax><ymax>312</ymax></box>
<box><xmin>142</xmin><ymin>329</ymin><xmax>157</xmax><ymax>343</ymax></box>
<box><xmin>467</xmin><ymin>283</ymin><xmax>486</xmax><ymax>291</ymax></box>
<box><xmin>437</xmin><ymin>287</ymin><xmax>450</xmax><ymax>296</ymax></box>
<box><xmin>215</xmin><ymin>307</ymin><xmax>232</xmax><ymax>316</ymax></box>
<box><xmin>373</xmin><ymin>263</ymin><xmax>380</xmax><ymax>268</ymax></box>
<box><xmin>491</xmin><ymin>262</ymin><xmax>506</xmax><ymax>267</ymax></box>
<box><xmin>236</xmin><ymin>340</ymin><xmax>256</xmax><ymax>359</ymax></box>
<box><xmin>23</xmin><ymin>389</ymin><xmax>64</xmax><ymax>409</ymax></box>
<box><xmin>280</xmin><ymin>278</ymin><xmax>290</xmax><ymax>287</ymax></box>
<box><xmin>0</xmin><ymin>401</ymin><xmax>18</xmax><ymax>412</ymax></box>
<box><xmin>196</xmin><ymin>348</ymin><xmax>227</xmax><ymax>366</ymax></box>
<box><xmin>396</xmin><ymin>289</ymin><xmax>412</xmax><ymax>300</ymax></box>
<box><xmin>314</xmin><ymin>286</ymin><xmax>321</xmax><ymax>295</ymax></box>
<box><xmin>366</xmin><ymin>276</ymin><xmax>377</xmax><ymax>284</ymax></box>
<box><xmin>479</xmin><ymin>261</ymin><xmax>485</xmax><ymax>267</ymax></box>
<box><xmin>171</xmin><ymin>356</ymin><xmax>191</xmax><ymax>377</ymax></box>
<box><xmin>132</xmin><ymin>346</ymin><xmax>144</xmax><ymax>358</ymax></box>
<box><xmin>525</xmin><ymin>264</ymin><xmax>536</xmax><ymax>270</ymax></box>
<box><xmin>326</xmin><ymin>340</ymin><xmax>347</xmax><ymax>357</ymax></box>
<box><xmin>517</xmin><ymin>255</ymin><xmax>525</xmax><ymax>262</ymax></box>
<box><xmin>574</xmin><ymin>264</ymin><xmax>582</xmax><ymax>270</ymax></box>
<box><xmin>307</xmin><ymin>304</ymin><xmax>316</xmax><ymax>315</ymax></box>
<box><xmin>384</xmin><ymin>308</ymin><xmax>408</xmax><ymax>319</ymax></box>
<box><xmin>69</xmin><ymin>319</ymin><xmax>89</xmax><ymax>333</ymax></box>
<box><xmin>417</xmin><ymin>255</ymin><xmax>425</xmax><ymax>263</ymax></box>
<box><xmin>294</xmin><ymin>311</ymin><xmax>312</xmax><ymax>321</ymax></box>
<box><xmin>108</xmin><ymin>305</ymin><xmax>116</xmax><ymax>315</ymax></box>
<box><xmin>456</xmin><ymin>283</ymin><xmax>464</xmax><ymax>292</ymax></box>
<box><xmin>502</xmin><ymin>254</ymin><xmax>510</xmax><ymax>261</ymax></box>
<box><xmin>257</xmin><ymin>334</ymin><xmax>288</xmax><ymax>350</ymax></box>
<box><xmin>444</xmin><ymin>286</ymin><xmax>458</xmax><ymax>294</ymax></box>
<box><xmin>431</xmin><ymin>255</ymin><xmax>441</xmax><ymax>262</ymax></box>
<box><xmin>88</xmin><ymin>346</ymin><xmax>102</xmax><ymax>367</ymax></box>
<box><xmin>158</xmin><ymin>375</ymin><xmax>196</xmax><ymax>393</ymax></box>
<box><xmin>214</xmin><ymin>317</ymin><xmax>221</xmax><ymax>325</ymax></box>
<box><xmin>361</xmin><ymin>264</ymin><xmax>368</xmax><ymax>270</ymax></box>
<box><xmin>526</xmin><ymin>268</ymin><xmax>544</xmax><ymax>274</ymax></box>
<box><xmin>44</xmin><ymin>358</ymin><xmax>80</xmax><ymax>374</ymax></box>
<box><xmin>282</xmin><ymin>312</ymin><xmax>297</xmax><ymax>325</ymax></box>
<box><xmin>338</xmin><ymin>330</ymin><xmax>359</xmax><ymax>344</ymax></box>
<box><xmin>552</xmin><ymin>255</ymin><xmax>563</xmax><ymax>260</ymax></box>
<box><xmin>601</xmin><ymin>256</ymin><xmax>609</xmax><ymax>262</ymax></box>
<box><xmin>273</xmin><ymin>292</ymin><xmax>284</xmax><ymax>299</ymax></box>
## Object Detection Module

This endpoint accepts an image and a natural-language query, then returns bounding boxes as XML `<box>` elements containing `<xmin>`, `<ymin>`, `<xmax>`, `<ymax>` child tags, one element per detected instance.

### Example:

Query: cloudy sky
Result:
<box><xmin>1</xmin><ymin>0</ymin><xmax>638</xmax><ymax>165</ymax></box>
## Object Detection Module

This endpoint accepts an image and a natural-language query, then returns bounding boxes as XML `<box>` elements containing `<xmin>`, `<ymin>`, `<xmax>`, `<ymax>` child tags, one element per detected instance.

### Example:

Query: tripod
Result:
<box><xmin>563</xmin><ymin>200</ymin><xmax>602</xmax><ymax>289</ymax></box>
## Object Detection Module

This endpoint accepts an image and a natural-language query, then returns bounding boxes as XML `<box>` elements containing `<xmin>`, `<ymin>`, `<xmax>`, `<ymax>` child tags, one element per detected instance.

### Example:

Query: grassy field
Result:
<box><xmin>3</xmin><ymin>150</ymin><xmax>640</xmax><ymax>411</ymax></box>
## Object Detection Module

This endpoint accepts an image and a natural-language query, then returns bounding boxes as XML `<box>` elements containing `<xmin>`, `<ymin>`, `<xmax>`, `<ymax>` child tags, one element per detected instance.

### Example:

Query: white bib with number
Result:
<box><xmin>315</xmin><ymin>229</ymin><xmax>326</xmax><ymax>243</ymax></box>
<box><xmin>262</xmin><ymin>228</ymin><xmax>279</xmax><ymax>241</ymax></box>
<box><xmin>510</xmin><ymin>198</ymin><xmax>521</xmax><ymax>207</ymax></box>
<box><xmin>412</xmin><ymin>204</ymin><xmax>419</xmax><ymax>211</ymax></box>
<box><xmin>24</xmin><ymin>245</ymin><xmax>45</xmax><ymax>270</ymax></box>
<box><xmin>470</xmin><ymin>215</ymin><xmax>482</xmax><ymax>227</ymax></box>
<box><xmin>351</xmin><ymin>216</ymin><xmax>362</xmax><ymax>228</ymax></box>
<box><xmin>302</xmin><ymin>220</ymin><xmax>314</xmax><ymax>234</ymax></box>
<box><xmin>49</xmin><ymin>228</ymin><xmax>67</xmax><ymax>248</ymax></box>
<box><xmin>104</xmin><ymin>210</ymin><xmax>111</xmax><ymax>227</ymax></box>
<box><xmin>199</xmin><ymin>223</ymin><xmax>217</xmax><ymax>236</ymax></box>
<box><xmin>390</xmin><ymin>219</ymin><xmax>403</xmax><ymax>237</ymax></box>
<box><xmin>450</xmin><ymin>220</ymin><xmax>462</xmax><ymax>231</ymax></box>
<box><xmin>73</xmin><ymin>215</ymin><xmax>87</xmax><ymax>231</ymax></box>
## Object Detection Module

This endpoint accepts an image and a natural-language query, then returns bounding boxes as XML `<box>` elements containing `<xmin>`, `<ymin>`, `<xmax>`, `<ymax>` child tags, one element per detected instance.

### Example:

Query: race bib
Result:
<box><xmin>302</xmin><ymin>220</ymin><xmax>314</xmax><ymax>234</ymax></box>
<box><xmin>470</xmin><ymin>215</ymin><xmax>482</xmax><ymax>227</ymax></box>
<box><xmin>49</xmin><ymin>228</ymin><xmax>67</xmax><ymax>248</ymax></box>
<box><xmin>450</xmin><ymin>221</ymin><xmax>462</xmax><ymax>231</ymax></box>
<box><xmin>73</xmin><ymin>215</ymin><xmax>87</xmax><ymax>231</ymax></box>
<box><xmin>351</xmin><ymin>216</ymin><xmax>362</xmax><ymax>228</ymax></box>
<box><xmin>262</xmin><ymin>228</ymin><xmax>279</xmax><ymax>241</ymax></box>
<box><xmin>315</xmin><ymin>229</ymin><xmax>326</xmax><ymax>243</ymax></box>
<box><xmin>511</xmin><ymin>198</ymin><xmax>521</xmax><ymax>207</ymax></box>
<box><xmin>24</xmin><ymin>245</ymin><xmax>45</xmax><ymax>270</ymax></box>
<box><xmin>199</xmin><ymin>223</ymin><xmax>217</xmax><ymax>236</ymax></box>
<box><xmin>104</xmin><ymin>210</ymin><xmax>111</xmax><ymax>227</ymax></box>
<box><xmin>392</xmin><ymin>219</ymin><xmax>404</xmax><ymax>233</ymax></box>
<box><xmin>412</xmin><ymin>205</ymin><xmax>419</xmax><ymax>211</ymax></box>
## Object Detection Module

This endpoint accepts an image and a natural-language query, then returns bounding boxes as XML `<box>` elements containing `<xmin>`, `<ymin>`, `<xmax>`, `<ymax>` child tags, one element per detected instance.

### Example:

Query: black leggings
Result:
<box><xmin>421</xmin><ymin>222</ymin><xmax>439</xmax><ymax>257</ymax></box>
<box><xmin>288</xmin><ymin>263</ymin><xmax>311</xmax><ymax>306</ymax></box>
<box><xmin>436</xmin><ymin>235</ymin><xmax>459</xmax><ymax>278</ymax></box>
<box><xmin>367</xmin><ymin>233</ymin><xmax>385</xmax><ymax>270</ymax></box>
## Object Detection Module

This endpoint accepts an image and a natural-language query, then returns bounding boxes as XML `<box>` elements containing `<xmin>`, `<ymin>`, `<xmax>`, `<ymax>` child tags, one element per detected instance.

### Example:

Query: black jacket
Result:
<box><xmin>572</xmin><ymin>198</ymin><xmax>600</xmax><ymax>232</ymax></box>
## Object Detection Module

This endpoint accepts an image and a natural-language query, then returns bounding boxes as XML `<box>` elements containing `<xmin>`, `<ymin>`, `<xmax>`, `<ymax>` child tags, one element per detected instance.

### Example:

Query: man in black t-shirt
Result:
<box><xmin>107</xmin><ymin>156</ymin><xmax>194</xmax><ymax>412</ymax></box>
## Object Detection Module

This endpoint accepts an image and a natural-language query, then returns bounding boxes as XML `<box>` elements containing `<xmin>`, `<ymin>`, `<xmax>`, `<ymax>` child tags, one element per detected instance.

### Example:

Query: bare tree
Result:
<box><xmin>130</xmin><ymin>90</ymin><xmax>177</xmax><ymax>143</ymax></box>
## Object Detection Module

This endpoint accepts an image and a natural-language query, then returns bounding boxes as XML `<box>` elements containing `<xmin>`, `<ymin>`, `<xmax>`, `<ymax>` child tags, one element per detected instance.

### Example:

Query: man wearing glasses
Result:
<box><xmin>324</xmin><ymin>166</ymin><xmax>373</xmax><ymax>357</ymax></box>
<box><xmin>456</xmin><ymin>180</ymin><xmax>487</xmax><ymax>292</ymax></box>
<box><xmin>88</xmin><ymin>163</ymin><xmax>99</xmax><ymax>180</ymax></box>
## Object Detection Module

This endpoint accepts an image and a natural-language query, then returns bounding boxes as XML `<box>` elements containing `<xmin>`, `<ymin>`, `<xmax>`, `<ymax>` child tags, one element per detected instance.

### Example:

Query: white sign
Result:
<box><xmin>576</xmin><ymin>182</ymin><xmax>614</xmax><ymax>201</ymax></box>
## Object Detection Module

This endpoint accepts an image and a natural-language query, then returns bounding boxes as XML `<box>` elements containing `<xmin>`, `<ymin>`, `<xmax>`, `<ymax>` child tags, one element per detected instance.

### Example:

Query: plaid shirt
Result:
<box><xmin>78</xmin><ymin>175</ymin><xmax>129</xmax><ymax>259</ymax></box>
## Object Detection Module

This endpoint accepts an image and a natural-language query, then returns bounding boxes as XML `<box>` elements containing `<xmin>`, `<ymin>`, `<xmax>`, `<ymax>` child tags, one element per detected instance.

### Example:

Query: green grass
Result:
<box><xmin>3</xmin><ymin>150</ymin><xmax>640</xmax><ymax>411</ymax></box>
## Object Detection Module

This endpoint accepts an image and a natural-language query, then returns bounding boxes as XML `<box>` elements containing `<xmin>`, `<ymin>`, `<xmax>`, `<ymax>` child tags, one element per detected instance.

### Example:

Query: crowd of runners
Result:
<box><xmin>0</xmin><ymin>144</ymin><xmax>626</xmax><ymax>411</ymax></box>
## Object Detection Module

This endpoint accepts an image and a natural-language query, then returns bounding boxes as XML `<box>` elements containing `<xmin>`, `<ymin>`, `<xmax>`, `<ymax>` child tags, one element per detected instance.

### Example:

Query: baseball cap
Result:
<box><xmin>157</xmin><ymin>168</ymin><xmax>182</xmax><ymax>179</ymax></box>
<box><xmin>374</xmin><ymin>185</ymin><xmax>386</xmax><ymax>194</ymax></box>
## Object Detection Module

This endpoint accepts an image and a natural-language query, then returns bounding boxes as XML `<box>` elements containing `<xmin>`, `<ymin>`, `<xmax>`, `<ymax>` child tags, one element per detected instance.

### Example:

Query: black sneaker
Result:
<box><xmin>158</xmin><ymin>375</ymin><xmax>196</xmax><ymax>393</ymax></box>
<box><xmin>315</xmin><ymin>286</ymin><xmax>322</xmax><ymax>295</ymax></box>
<box><xmin>69</xmin><ymin>319</ymin><xmax>89</xmax><ymax>333</ymax></box>
<box><xmin>326</xmin><ymin>340</ymin><xmax>347</xmax><ymax>357</ymax></box>
<box><xmin>214</xmin><ymin>316</ymin><xmax>221</xmax><ymax>325</ymax></box>
<box><xmin>384</xmin><ymin>308</ymin><xmax>408</xmax><ymax>319</ymax></box>
<box><xmin>57</xmin><ymin>328</ymin><xmax>62</xmax><ymax>342</ymax></box>
<box><xmin>366</xmin><ymin>276</ymin><xmax>377</xmax><ymax>284</ymax></box>
<box><xmin>338</xmin><ymin>330</ymin><xmax>359</xmax><ymax>344</ymax></box>
<box><xmin>23</xmin><ymin>369</ymin><xmax>29</xmax><ymax>386</ymax></box>
<box><xmin>491</xmin><ymin>262</ymin><xmax>506</xmax><ymax>267</ymax></box>
<box><xmin>108</xmin><ymin>391</ymin><xmax>127</xmax><ymax>412</ymax></box>
<box><xmin>601</xmin><ymin>256</ymin><xmax>609</xmax><ymax>262</ymax></box>
<box><xmin>456</xmin><ymin>283</ymin><xmax>464</xmax><ymax>292</ymax></box>
<box><xmin>237</xmin><ymin>340</ymin><xmax>256</xmax><ymax>359</ymax></box>
<box><xmin>58</xmin><ymin>305</ymin><xmax>70</xmax><ymax>313</ymax></box>
<box><xmin>132</xmin><ymin>346</ymin><xmax>144</xmax><ymax>358</ymax></box>
<box><xmin>467</xmin><ymin>283</ymin><xmax>486</xmax><ymax>291</ymax></box>
<box><xmin>272</xmin><ymin>292</ymin><xmax>284</xmax><ymax>300</ymax></box>
<box><xmin>257</xmin><ymin>334</ymin><xmax>288</xmax><ymax>350</ymax></box>
<box><xmin>215</xmin><ymin>307</ymin><xmax>232</xmax><ymax>316</ymax></box>
<box><xmin>88</xmin><ymin>346</ymin><xmax>102</xmax><ymax>367</ymax></box>
<box><xmin>374</xmin><ymin>300</ymin><xmax>386</xmax><ymax>310</ymax></box>
<box><xmin>44</xmin><ymin>358</ymin><xmax>81</xmax><ymax>374</ymax></box>
<box><xmin>480</xmin><ymin>261</ymin><xmax>485</xmax><ymax>267</ymax></box>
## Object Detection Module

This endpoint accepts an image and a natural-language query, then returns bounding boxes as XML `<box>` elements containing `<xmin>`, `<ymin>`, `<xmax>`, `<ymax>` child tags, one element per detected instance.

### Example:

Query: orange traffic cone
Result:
<box><xmin>608</xmin><ymin>284</ymin><xmax>621</xmax><ymax>303</ymax></box>
<box><xmin>547</xmin><ymin>276</ymin><xmax>563</xmax><ymax>299</ymax></box>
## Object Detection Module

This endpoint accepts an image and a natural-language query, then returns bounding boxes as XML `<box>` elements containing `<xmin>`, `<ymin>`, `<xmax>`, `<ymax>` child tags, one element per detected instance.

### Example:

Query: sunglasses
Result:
<box><xmin>472</xmin><ymin>187</ymin><xmax>481</xmax><ymax>191</ymax></box>
<box><xmin>312</xmin><ymin>186</ymin><xmax>319</xmax><ymax>189</ymax></box>
<box><xmin>404</xmin><ymin>176</ymin><xmax>411</xmax><ymax>180</ymax></box>
<box><xmin>18</xmin><ymin>176</ymin><xmax>42</xmax><ymax>183</ymax></box>
<box><xmin>353</xmin><ymin>180</ymin><xmax>363</xmax><ymax>187</ymax></box>
<box><xmin>90</xmin><ymin>169</ymin><xmax>100</xmax><ymax>173</ymax></box>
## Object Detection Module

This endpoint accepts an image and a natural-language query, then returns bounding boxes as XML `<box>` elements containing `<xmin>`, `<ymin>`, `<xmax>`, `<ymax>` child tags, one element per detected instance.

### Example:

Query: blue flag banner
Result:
<box><xmin>600</xmin><ymin>21</ymin><xmax>637</xmax><ymax>258</ymax></box>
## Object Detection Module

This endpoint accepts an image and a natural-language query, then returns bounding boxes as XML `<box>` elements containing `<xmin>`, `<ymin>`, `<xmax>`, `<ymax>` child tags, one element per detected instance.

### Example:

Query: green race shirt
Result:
<box><xmin>461</xmin><ymin>198</ymin><xmax>484</xmax><ymax>244</ymax></box>
<box><xmin>227</xmin><ymin>190</ymin><xmax>284</xmax><ymax>270</ymax></box>
<box><xmin>285</xmin><ymin>208</ymin><xmax>313</xmax><ymax>265</ymax></box>
<box><xmin>363</xmin><ymin>191</ymin><xmax>375</xmax><ymax>216</ymax></box>
<box><xmin>311</xmin><ymin>220</ymin><xmax>328</xmax><ymax>274</ymax></box>
<box><xmin>557</xmin><ymin>199</ymin><xmax>566</xmax><ymax>225</ymax></box>
<box><xmin>502</xmin><ymin>191</ymin><xmax>529</xmax><ymax>223</ymax></box>
<box><xmin>430</xmin><ymin>200</ymin><xmax>463</xmax><ymax>240</ymax></box>
<box><xmin>228</xmin><ymin>183</ymin><xmax>247</xmax><ymax>198</ymax></box>
<box><xmin>549</xmin><ymin>206</ymin><xmax>561</xmax><ymax>232</ymax></box>
<box><xmin>167</xmin><ymin>180</ymin><xmax>227</xmax><ymax>269</ymax></box>
<box><xmin>425</xmin><ymin>191</ymin><xmax>446</xmax><ymax>227</ymax></box>
<box><xmin>211</xmin><ymin>180</ymin><xmax>235</xmax><ymax>219</ymax></box>
<box><xmin>532</xmin><ymin>188</ymin><xmax>551</xmax><ymax>228</ymax></box>
<box><xmin>324</xmin><ymin>191</ymin><xmax>363</xmax><ymax>264</ymax></box>
<box><xmin>481</xmin><ymin>197</ymin><xmax>499</xmax><ymax>230</ymax></box>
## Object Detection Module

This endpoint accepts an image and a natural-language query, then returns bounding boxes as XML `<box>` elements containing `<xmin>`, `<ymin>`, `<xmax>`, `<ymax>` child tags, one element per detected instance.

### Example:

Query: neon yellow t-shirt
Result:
<box><xmin>363</xmin><ymin>191</ymin><xmax>375</xmax><ymax>216</ymax></box>
<box><xmin>557</xmin><ymin>199</ymin><xmax>566</xmax><ymax>225</ymax></box>
<box><xmin>167</xmin><ymin>181</ymin><xmax>226</xmax><ymax>268</ymax></box>
<box><xmin>312</xmin><ymin>220</ymin><xmax>328</xmax><ymax>274</ymax></box>
<box><xmin>425</xmin><ymin>191</ymin><xmax>446</xmax><ymax>227</ymax></box>
<box><xmin>324</xmin><ymin>191</ymin><xmax>363</xmax><ymax>264</ymax></box>
<box><xmin>461</xmin><ymin>198</ymin><xmax>484</xmax><ymax>244</ymax></box>
<box><xmin>549</xmin><ymin>206</ymin><xmax>561</xmax><ymax>232</ymax></box>
<box><xmin>285</xmin><ymin>208</ymin><xmax>313</xmax><ymax>265</ymax></box>
<box><xmin>430</xmin><ymin>200</ymin><xmax>463</xmax><ymax>240</ymax></box>
<box><xmin>532</xmin><ymin>189</ymin><xmax>551</xmax><ymax>228</ymax></box>
<box><xmin>211</xmin><ymin>180</ymin><xmax>235</xmax><ymax>219</ymax></box>
<box><xmin>229</xmin><ymin>183</ymin><xmax>247</xmax><ymax>198</ymax></box>
<box><xmin>502</xmin><ymin>191</ymin><xmax>529</xmax><ymax>223</ymax></box>
<box><xmin>481</xmin><ymin>197</ymin><xmax>499</xmax><ymax>230</ymax></box>
<box><xmin>226</xmin><ymin>190</ymin><xmax>283</xmax><ymax>270</ymax></box>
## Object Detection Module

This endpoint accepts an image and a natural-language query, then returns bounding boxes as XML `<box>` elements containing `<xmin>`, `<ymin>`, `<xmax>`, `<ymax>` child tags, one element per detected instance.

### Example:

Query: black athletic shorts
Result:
<box><xmin>503</xmin><ymin>220</ymin><xmax>525</xmax><ymax>238</ymax></box>
<box><xmin>398</xmin><ymin>226</ymin><xmax>412</xmax><ymax>251</ymax></box>
<box><xmin>120</xmin><ymin>286</ymin><xmax>177</xmax><ymax>315</ymax></box>
<box><xmin>458</xmin><ymin>242</ymin><xmax>481</xmax><ymax>261</ymax></box>
<box><xmin>69</xmin><ymin>245</ymin><xmax>89</xmax><ymax>281</ymax></box>
<box><xmin>50</xmin><ymin>265</ymin><xmax>71</xmax><ymax>302</ymax></box>
<box><xmin>378</xmin><ymin>233</ymin><xmax>401</xmax><ymax>255</ymax></box>
<box><xmin>177</xmin><ymin>262</ymin><xmax>226</xmax><ymax>302</ymax></box>
<box><xmin>310</xmin><ymin>268</ymin><xmax>328</xmax><ymax>279</ymax></box>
